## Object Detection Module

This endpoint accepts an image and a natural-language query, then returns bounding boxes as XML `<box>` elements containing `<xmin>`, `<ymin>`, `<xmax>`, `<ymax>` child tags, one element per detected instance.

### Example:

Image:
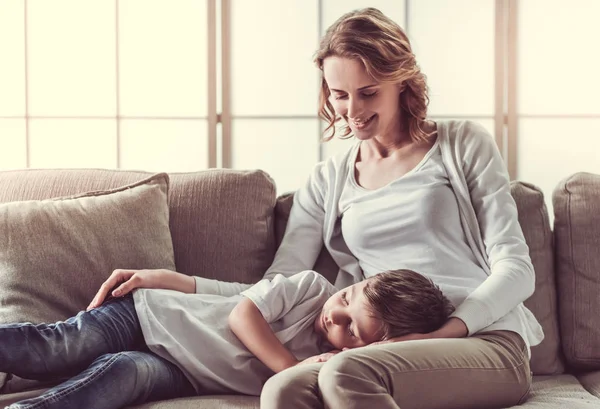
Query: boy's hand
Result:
<box><xmin>87</xmin><ymin>269</ymin><xmax>195</xmax><ymax>310</ymax></box>
<box><xmin>297</xmin><ymin>350</ymin><xmax>342</xmax><ymax>365</ymax></box>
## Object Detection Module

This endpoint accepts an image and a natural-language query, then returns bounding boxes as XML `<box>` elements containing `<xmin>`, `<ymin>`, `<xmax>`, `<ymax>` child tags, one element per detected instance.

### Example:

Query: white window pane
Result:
<box><xmin>119</xmin><ymin>0</ymin><xmax>208</xmax><ymax>117</ymax></box>
<box><xmin>410</xmin><ymin>0</ymin><xmax>494</xmax><ymax>116</ymax></box>
<box><xmin>28</xmin><ymin>0</ymin><xmax>116</xmax><ymax>116</ymax></box>
<box><xmin>231</xmin><ymin>119</ymin><xmax>319</xmax><ymax>194</ymax></box>
<box><xmin>29</xmin><ymin>119</ymin><xmax>117</xmax><ymax>168</ymax></box>
<box><xmin>231</xmin><ymin>0</ymin><xmax>318</xmax><ymax>116</ymax></box>
<box><xmin>517</xmin><ymin>119</ymin><xmax>600</xmax><ymax>217</ymax></box>
<box><xmin>0</xmin><ymin>119</ymin><xmax>27</xmax><ymax>169</ymax></box>
<box><xmin>0</xmin><ymin>1</ymin><xmax>26</xmax><ymax>116</ymax></box>
<box><xmin>322</xmin><ymin>0</ymin><xmax>405</xmax><ymax>35</ymax></box>
<box><xmin>519</xmin><ymin>0</ymin><xmax>600</xmax><ymax>115</ymax></box>
<box><xmin>120</xmin><ymin>120</ymin><xmax>208</xmax><ymax>172</ymax></box>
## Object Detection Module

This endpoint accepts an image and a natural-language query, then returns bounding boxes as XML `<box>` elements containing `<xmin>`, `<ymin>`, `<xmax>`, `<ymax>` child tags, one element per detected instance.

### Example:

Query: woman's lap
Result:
<box><xmin>262</xmin><ymin>330</ymin><xmax>531</xmax><ymax>409</ymax></box>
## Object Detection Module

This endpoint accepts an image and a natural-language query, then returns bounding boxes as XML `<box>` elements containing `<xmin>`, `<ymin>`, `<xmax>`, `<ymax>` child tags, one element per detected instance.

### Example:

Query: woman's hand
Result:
<box><xmin>296</xmin><ymin>350</ymin><xmax>342</xmax><ymax>365</ymax></box>
<box><xmin>86</xmin><ymin>268</ymin><xmax>195</xmax><ymax>311</ymax></box>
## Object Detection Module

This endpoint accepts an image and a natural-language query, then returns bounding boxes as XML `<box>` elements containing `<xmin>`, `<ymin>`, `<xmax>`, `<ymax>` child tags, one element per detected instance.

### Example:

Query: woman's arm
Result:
<box><xmin>262</xmin><ymin>163</ymin><xmax>328</xmax><ymax>280</ymax></box>
<box><xmin>450</xmin><ymin>123</ymin><xmax>535</xmax><ymax>335</ymax></box>
<box><xmin>229</xmin><ymin>297</ymin><xmax>299</xmax><ymax>373</ymax></box>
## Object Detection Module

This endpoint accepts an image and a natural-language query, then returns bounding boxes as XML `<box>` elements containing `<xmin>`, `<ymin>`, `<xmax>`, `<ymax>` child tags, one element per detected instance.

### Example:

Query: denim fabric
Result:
<box><xmin>0</xmin><ymin>295</ymin><xmax>195</xmax><ymax>409</ymax></box>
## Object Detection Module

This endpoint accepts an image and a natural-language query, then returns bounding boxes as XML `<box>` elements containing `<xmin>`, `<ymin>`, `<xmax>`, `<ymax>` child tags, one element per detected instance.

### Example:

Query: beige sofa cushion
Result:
<box><xmin>514</xmin><ymin>375</ymin><xmax>600</xmax><ymax>408</ymax></box>
<box><xmin>553</xmin><ymin>172</ymin><xmax>600</xmax><ymax>370</ymax></box>
<box><xmin>511</xmin><ymin>181</ymin><xmax>564</xmax><ymax>375</ymax></box>
<box><xmin>0</xmin><ymin>168</ymin><xmax>277</xmax><ymax>285</ymax></box>
<box><xmin>0</xmin><ymin>388</ymin><xmax>259</xmax><ymax>409</ymax></box>
<box><xmin>578</xmin><ymin>371</ymin><xmax>600</xmax><ymax>399</ymax></box>
<box><xmin>166</xmin><ymin>170</ymin><xmax>276</xmax><ymax>284</ymax></box>
<box><xmin>0</xmin><ymin>173</ymin><xmax>175</xmax><ymax>324</ymax></box>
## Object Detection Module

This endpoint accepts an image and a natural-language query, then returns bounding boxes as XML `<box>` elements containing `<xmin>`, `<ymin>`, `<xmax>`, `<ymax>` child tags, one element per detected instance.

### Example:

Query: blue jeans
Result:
<box><xmin>0</xmin><ymin>294</ymin><xmax>195</xmax><ymax>409</ymax></box>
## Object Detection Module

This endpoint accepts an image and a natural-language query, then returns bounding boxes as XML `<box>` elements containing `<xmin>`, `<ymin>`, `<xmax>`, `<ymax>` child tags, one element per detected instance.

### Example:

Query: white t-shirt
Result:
<box><xmin>133</xmin><ymin>270</ymin><xmax>336</xmax><ymax>396</ymax></box>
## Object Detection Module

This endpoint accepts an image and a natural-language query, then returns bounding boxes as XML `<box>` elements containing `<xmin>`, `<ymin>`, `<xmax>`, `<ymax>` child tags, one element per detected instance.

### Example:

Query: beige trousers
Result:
<box><xmin>261</xmin><ymin>330</ymin><xmax>531</xmax><ymax>409</ymax></box>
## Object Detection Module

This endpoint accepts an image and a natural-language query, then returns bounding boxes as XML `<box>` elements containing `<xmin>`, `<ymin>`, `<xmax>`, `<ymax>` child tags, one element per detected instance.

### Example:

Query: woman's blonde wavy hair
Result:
<box><xmin>314</xmin><ymin>8</ymin><xmax>434</xmax><ymax>143</ymax></box>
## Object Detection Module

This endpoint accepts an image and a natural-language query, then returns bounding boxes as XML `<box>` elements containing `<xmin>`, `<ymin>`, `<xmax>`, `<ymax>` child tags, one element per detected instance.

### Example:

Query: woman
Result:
<box><xmin>88</xmin><ymin>7</ymin><xmax>542</xmax><ymax>409</ymax></box>
<box><xmin>257</xmin><ymin>7</ymin><xmax>543</xmax><ymax>409</ymax></box>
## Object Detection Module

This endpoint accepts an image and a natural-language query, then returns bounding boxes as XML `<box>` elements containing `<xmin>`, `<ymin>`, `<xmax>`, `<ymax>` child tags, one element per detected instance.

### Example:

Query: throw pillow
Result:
<box><xmin>0</xmin><ymin>173</ymin><xmax>175</xmax><ymax>325</ymax></box>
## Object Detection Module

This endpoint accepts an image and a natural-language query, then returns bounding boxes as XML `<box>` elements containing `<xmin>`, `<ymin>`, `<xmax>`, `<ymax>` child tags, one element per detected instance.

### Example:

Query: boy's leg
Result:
<box><xmin>318</xmin><ymin>330</ymin><xmax>531</xmax><ymax>409</ymax></box>
<box><xmin>0</xmin><ymin>294</ymin><xmax>143</xmax><ymax>381</ymax></box>
<box><xmin>261</xmin><ymin>362</ymin><xmax>323</xmax><ymax>409</ymax></box>
<box><xmin>7</xmin><ymin>351</ymin><xmax>196</xmax><ymax>409</ymax></box>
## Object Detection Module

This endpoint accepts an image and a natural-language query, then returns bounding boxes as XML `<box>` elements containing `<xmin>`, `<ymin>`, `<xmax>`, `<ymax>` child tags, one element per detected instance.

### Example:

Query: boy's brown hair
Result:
<box><xmin>363</xmin><ymin>269</ymin><xmax>455</xmax><ymax>340</ymax></box>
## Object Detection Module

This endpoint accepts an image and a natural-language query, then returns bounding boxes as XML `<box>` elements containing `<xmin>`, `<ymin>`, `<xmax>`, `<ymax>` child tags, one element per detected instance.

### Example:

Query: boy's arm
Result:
<box><xmin>229</xmin><ymin>297</ymin><xmax>299</xmax><ymax>373</ymax></box>
<box><xmin>88</xmin><ymin>269</ymin><xmax>255</xmax><ymax>310</ymax></box>
<box><xmin>194</xmin><ymin>276</ymin><xmax>253</xmax><ymax>296</ymax></box>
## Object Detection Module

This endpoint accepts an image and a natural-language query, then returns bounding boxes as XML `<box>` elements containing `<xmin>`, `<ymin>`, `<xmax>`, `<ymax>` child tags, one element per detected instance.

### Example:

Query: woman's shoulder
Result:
<box><xmin>436</xmin><ymin>119</ymin><xmax>502</xmax><ymax>171</ymax></box>
<box><xmin>437</xmin><ymin>119</ymin><xmax>496</xmax><ymax>153</ymax></box>
<box><xmin>436</xmin><ymin>119</ymin><xmax>490</xmax><ymax>138</ymax></box>
<box><xmin>308</xmin><ymin>140</ymin><xmax>359</xmax><ymax>184</ymax></box>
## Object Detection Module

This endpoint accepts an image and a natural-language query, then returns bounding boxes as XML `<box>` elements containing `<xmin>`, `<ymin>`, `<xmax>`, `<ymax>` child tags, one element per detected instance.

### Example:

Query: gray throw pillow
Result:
<box><xmin>0</xmin><ymin>173</ymin><xmax>176</xmax><ymax>325</ymax></box>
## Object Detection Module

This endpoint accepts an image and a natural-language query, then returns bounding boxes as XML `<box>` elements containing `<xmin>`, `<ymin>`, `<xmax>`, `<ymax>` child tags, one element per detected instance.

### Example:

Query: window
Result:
<box><xmin>1</xmin><ymin>0</ymin><xmax>597</xmax><ymax>210</ymax></box>
<box><xmin>517</xmin><ymin>0</ymin><xmax>600</xmax><ymax>215</ymax></box>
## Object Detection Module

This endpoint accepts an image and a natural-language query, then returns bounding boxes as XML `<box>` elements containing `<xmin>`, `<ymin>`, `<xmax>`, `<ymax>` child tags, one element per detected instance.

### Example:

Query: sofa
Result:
<box><xmin>0</xmin><ymin>168</ymin><xmax>599</xmax><ymax>409</ymax></box>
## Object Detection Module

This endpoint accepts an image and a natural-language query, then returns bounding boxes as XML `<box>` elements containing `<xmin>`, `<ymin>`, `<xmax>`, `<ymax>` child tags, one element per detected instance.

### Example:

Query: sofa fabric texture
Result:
<box><xmin>0</xmin><ymin>172</ymin><xmax>175</xmax><ymax>324</ymax></box>
<box><xmin>553</xmin><ymin>172</ymin><xmax>600</xmax><ymax>370</ymax></box>
<box><xmin>0</xmin><ymin>168</ymin><xmax>276</xmax><ymax>286</ymax></box>
<box><xmin>511</xmin><ymin>182</ymin><xmax>564</xmax><ymax>375</ymax></box>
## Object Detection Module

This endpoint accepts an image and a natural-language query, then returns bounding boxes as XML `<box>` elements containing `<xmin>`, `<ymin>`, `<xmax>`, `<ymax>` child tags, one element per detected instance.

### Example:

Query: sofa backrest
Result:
<box><xmin>0</xmin><ymin>169</ymin><xmax>277</xmax><ymax>285</ymax></box>
<box><xmin>0</xmin><ymin>167</ymin><xmax>576</xmax><ymax>376</ymax></box>
<box><xmin>511</xmin><ymin>182</ymin><xmax>564</xmax><ymax>375</ymax></box>
<box><xmin>553</xmin><ymin>172</ymin><xmax>600</xmax><ymax>371</ymax></box>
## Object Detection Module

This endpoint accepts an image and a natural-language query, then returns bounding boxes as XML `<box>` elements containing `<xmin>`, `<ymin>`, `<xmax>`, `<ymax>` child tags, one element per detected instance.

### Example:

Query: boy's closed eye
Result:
<box><xmin>340</xmin><ymin>291</ymin><xmax>357</xmax><ymax>338</ymax></box>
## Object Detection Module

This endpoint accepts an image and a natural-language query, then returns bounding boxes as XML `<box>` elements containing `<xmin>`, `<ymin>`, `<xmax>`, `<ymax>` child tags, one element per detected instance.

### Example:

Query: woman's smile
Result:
<box><xmin>350</xmin><ymin>114</ymin><xmax>377</xmax><ymax>131</ymax></box>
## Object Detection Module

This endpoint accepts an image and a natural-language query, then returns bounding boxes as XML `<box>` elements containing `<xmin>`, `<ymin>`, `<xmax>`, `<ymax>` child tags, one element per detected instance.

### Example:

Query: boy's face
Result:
<box><xmin>314</xmin><ymin>280</ymin><xmax>384</xmax><ymax>350</ymax></box>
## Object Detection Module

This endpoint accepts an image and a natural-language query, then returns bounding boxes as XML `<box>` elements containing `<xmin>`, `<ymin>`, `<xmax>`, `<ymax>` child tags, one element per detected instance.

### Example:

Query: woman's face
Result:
<box><xmin>322</xmin><ymin>56</ymin><xmax>403</xmax><ymax>142</ymax></box>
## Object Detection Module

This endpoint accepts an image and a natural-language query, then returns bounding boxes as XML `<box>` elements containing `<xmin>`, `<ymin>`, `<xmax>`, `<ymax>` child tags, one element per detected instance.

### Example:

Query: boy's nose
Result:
<box><xmin>329</xmin><ymin>308</ymin><xmax>346</xmax><ymax>325</ymax></box>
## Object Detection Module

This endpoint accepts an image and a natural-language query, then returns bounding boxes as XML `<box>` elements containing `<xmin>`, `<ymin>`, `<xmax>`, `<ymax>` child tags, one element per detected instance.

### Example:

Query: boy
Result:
<box><xmin>1</xmin><ymin>269</ymin><xmax>453</xmax><ymax>409</ymax></box>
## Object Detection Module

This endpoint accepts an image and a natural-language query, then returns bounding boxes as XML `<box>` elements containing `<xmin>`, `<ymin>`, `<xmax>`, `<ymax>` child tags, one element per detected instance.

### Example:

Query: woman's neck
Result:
<box><xmin>359</xmin><ymin>120</ymin><xmax>436</xmax><ymax>161</ymax></box>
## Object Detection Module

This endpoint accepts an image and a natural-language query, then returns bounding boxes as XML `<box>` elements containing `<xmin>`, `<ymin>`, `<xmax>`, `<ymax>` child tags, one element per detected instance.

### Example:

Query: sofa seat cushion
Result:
<box><xmin>3</xmin><ymin>377</ymin><xmax>599</xmax><ymax>409</ymax></box>
<box><xmin>578</xmin><ymin>370</ymin><xmax>600</xmax><ymax>399</ymax></box>
<box><xmin>0</xmin><ymin>168</ymin><xmax>277</xmax><ymax>285</ymax></box>
<box><xmin>0</xmin><ymin>388</ymin><xmax>259</xmax><ymax>409</ymax></box>
<box><xmin>553</xmin><ymin>172</ymin><xmax>600</xmax><ymax>370</ymax></box>
<box><xmin>133</xmin><ymin>395</ymin><xmax>258</xmax><ymax>409</ymax></box>
<box><xmin>512</xmin><ymin>375</ymin><xmax>600</xmax><ymax>408</ymax></box>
